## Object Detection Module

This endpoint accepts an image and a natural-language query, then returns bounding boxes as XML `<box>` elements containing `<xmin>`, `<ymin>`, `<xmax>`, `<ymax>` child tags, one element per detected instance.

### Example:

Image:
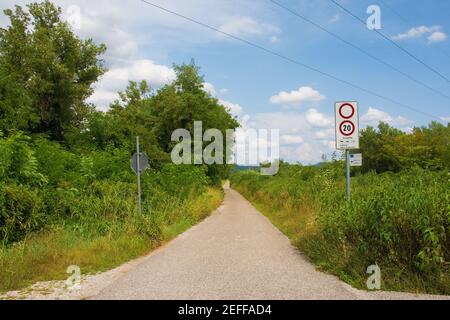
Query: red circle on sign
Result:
<box><xmin>339</xmin><ymin>103</ymin><xmax>355</xmax><ymax>119</ymax></box>
<box><xmin>339</xmin><ymin>121</ymin><xmax>355</xmax><ymax>137</ymax></box>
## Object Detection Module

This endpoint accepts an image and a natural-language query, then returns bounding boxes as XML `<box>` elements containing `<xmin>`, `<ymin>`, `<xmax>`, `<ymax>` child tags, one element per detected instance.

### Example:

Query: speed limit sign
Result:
<box><xmin>335</xmin><ymin>101</ymin><xmax>359</xmax><ymax>150</ymax></box>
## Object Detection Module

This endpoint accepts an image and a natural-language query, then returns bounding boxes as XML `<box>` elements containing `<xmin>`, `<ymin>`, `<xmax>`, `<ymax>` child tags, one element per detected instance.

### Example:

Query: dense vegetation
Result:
<box><xmin>0</xmin><ymin>1</ymin><xmax>236</xmax><ymax>291</ymax></box>
<box><xmin>358</xmin><ymin>122</ymin><xmax>449</xmax><ymax>173</ymax></box>
<box><xmin>232</xmin><ymin>123</ymin><xmax>450</xmax><ymax>295</ymax></box>
<box><xmin>1</xmin><ymin>0</ymin><xmax>449</xmax><ymax>296</ymax></box>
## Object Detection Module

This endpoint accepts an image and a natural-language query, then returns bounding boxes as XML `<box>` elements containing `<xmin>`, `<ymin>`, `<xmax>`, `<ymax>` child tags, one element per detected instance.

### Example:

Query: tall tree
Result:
<box><xmin>0</xmin><ymin>0</ymin><xmax>106</xmax><ymax>140</ymax></box>
<box><xmin>359</xmin><ymin>121</ymin><xmax>450</xmax><ymax>173</ymax></box>
<box><xmin>103</xmin><ymin>62</ymin><xmax>239</xmax><ymax>182</ymax></box>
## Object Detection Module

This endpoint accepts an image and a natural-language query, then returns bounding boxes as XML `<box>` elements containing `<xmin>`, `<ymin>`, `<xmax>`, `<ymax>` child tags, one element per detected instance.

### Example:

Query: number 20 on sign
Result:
<box><xmin>335</xmin><ymin>101</ymin><xmax>359</xmax><ymax>150</ymax></box>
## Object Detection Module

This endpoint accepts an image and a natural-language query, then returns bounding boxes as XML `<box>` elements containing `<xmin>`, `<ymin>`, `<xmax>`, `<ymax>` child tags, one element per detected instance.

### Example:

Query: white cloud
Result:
<box><xmin>281</xmin><ymin>135</ymin><xmax>304</xmax><ymax>145</ymax></box>
<box><xmin>315</xmin><ymin>128</ymin><xmax>335</xmax><ymax>139</ymax></box>
<box><xmin>202</xmin><ymin>82</ymin><xmax>217</xmax><ymax>96</ymax></box>
<box><xmin>269</xmin><ymin>86</ymin><xmax>326</xmax><ymax>106</ymax></box>
<box><xmin>1</xmin><ymin>0</ymin><xmax>281</xmax><ymax>60</ymax></box>
<box><xmin>428</xmin><ymin>31</ymin><xmax>447</xmax><ymax>43</ymax></box>
<box><xmin>87</xmin><ymin>89</ymin><xmax>119</xmax><ymax>111</ymax></box>
<box><xmin>121</xmin><ymin>60</ymin><xmax>176</xmax><ymax>86</ymax></box>
<box><xmin>217</xmin><ymin>16</ymin><xmax>280</xmax><ymax>41</ymax></box>
<box><xmin>245</xmin><ymin>111</ymin><xmax>335</xmax><ymax>164</ymax></box>
<box><xmin>64</xmin><ymin>4</ymin><xmax>140</xmax><ymax>63</ymax></box>
<box><xmin>392</xmin><ymin>25</ymin><xmax>447</xmax><ymax>43</ymax></box>
<box><xmin>245</xmin><ymin>107</ymin><xmax>416</xmax><ymax>164</ymax></box>
<box><xmin>306</xmin><ymin>108</ymin><xmax>333</xmax><ymax>127</ymax></box>
<box><xmin>219</xmin><ymin>100</ymin><xmax>243</xmax><ymax>116</ymax></box>
<box><xmin>87</xmin><ymin>59</ymin><xmax>176</xmax><ymax>110</ymax></box>
<box><xmin>393</xmin><ymin>26</ymin><xmax>440</xmax><ymax>40</ymax></box>
<box><xmin>440</xmin><ymin>116</ymin><xmax>450</xmax><ymax>123</ymax></box>
<box><xmin>203</xmin><ymin>83</ymin><xmax>229</xmax><ymax>97</ymax></box>
<box><xmin>281</xmin><ymin>143</ymin><xmax>320</xmax><ymax>164</ymax></box>
<box><xmin>361</xmin><ymin>107</ymin><xmax>414</xmax><ymax>129</ymax></box>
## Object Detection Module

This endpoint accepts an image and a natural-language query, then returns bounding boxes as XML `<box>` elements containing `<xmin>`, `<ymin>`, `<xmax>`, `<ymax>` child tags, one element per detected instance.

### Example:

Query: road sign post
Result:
<box><xmin>346</xmin><ymin>150</ymin><xmax>351</xmax><ymax>201</ymax></box>
<box><xmin>335</xmin><ymin>102</ymin><xmax>360</xmax><ymax>201</ymax></box>
<box><xmin>136</xmin><ymin>137</ymin><xmax>142</xmax><ymax>216</ymax></box>
<box><xmin>131</xmin><ymin>137</ymin><xmax>150</xmax><ymax>217</ymax></box>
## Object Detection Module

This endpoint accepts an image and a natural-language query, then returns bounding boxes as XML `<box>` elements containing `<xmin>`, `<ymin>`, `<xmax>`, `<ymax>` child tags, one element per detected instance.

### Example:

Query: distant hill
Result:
<box><xmin>232</xmin><ymin>165</ymin><xmax>260</xmax><ymax>172</ymax></box>
<box><xmin>312</xmin><ymin>162</ymin><xmax>328</xmax><ymax>167</ymax></box>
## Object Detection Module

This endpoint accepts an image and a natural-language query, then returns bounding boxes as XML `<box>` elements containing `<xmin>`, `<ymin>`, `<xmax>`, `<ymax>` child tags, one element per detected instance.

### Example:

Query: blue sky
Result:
<box><xmin>1</xmin><ymin>0</ymin><xmax>449</xmax><ymax>163</ymax></box>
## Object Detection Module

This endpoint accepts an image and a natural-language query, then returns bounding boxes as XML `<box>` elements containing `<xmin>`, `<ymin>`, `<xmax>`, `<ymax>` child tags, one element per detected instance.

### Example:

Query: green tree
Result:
<box><xmin>359</xmin><ymin>122</ymin><xmax>404</xmax><ymax>173</ymax></box>
<box><xmin>103</xmin><ymin>62</ymin><xmax>239</xmax><ymax>182</ymax></box>
<box><xmin>0</xmin><ymin>0</ymin><xmax>106</xmax><ymax>140</ymax></box>
<box><xmin>359</xmin><ymin>121</ymin><xmax>450</xmax><ymax>173</ymax></box>
<box><xmin>108</xmin><ymin>81</ymin><xmax>168</xmax><ymax>167</ymax></box>
<box><xmin>153</xmin><ymin>62</ymin><xmax>239</xmax><ymax>183</ymax></box>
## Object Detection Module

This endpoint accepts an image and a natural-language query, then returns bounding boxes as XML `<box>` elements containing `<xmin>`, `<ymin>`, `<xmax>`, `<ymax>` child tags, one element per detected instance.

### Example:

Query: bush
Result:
<box><xmin>32</xmin><ymin>137</ymin><xmax>82</xmax><ymax>186</ymax></box>
<box><xmin>152</xmin><ymin>164</ymin><xmax>210</xmax><ymax>199</ymax></box>
<box><xmin>0</xmin><ymin>132</ymin><xmax>216</xmax><ymax>245</ymax></box>
<box><xmin>319</xmin><ymin>169</ymin><xmax>449</xmax><ymax>274</ymax></box>
<box><xmin>0</xmin><ymin>184</ymin><xmax>45</xmax><ymax>244</ymax></box>
<box><xmin>90</xmin><ymin>148</ymin><xmax>133</xmax><ymax>182</ymax></box>
<box><xmin>0</xmin><ymin>132</ymin><xmax>47</xmax><ymax>186</ymax></box>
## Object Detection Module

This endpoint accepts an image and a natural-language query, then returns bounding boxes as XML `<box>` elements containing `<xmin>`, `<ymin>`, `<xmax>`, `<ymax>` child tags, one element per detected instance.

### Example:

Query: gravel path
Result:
<box><xmin>2</xmin><ymin>184</ymin><xmax>448</xmax><ymax>300</ymax></box>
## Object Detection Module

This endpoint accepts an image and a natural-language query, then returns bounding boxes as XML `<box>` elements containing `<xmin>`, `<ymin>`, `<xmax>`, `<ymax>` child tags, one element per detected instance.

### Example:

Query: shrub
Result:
<box><xmin>0</xmin><ymin>133</ymin><xmax>47</xmax><ymax>186</ymax></box>
<box><xmin>319</xmin><ymin>169</ymin><xmax>449</xmax><ymax>274</ymax></box>
<box><xmin>0</xmin><ymin>184</ymin><xmax>45</xmax><ymax>244</ymax></box>
<box><xmin>152</xmin><ymin>164</ymin><xmax>210</xmax><ymax>199</ymax></box>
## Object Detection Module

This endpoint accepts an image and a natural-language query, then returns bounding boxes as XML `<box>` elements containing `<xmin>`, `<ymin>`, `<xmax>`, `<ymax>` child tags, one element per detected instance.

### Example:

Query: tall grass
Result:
<box><xmin>231</xmin><ymin>165</ymin><xmax>450</xmax><ymax>295</ymax></box>
<box><xmin>0</xmin><ymin>186</ymin><xmax>223</xmax><ymax>292</ymax></box>
<box><xmin>0</xmin><ymin>132</ymin><xmax>225</xmax><ymax>293</ymax></box>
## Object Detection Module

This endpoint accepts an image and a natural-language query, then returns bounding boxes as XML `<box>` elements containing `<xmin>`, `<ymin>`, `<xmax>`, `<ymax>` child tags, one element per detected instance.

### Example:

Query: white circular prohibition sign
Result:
<box><xmin>339</xmin><ymin>120</ymin><xmax>356</xmax><ymax>137</ymax></box>
<box><xmin>339</xmin><ymin>103</ymin><xmax>355</xmax><ymax>119</ymax></box>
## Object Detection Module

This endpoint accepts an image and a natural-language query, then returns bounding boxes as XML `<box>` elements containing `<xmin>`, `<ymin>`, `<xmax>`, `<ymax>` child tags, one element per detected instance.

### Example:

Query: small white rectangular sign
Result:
<box><xmin>350</xmin><ymin>153</ymin><xmax>363</xmax><ymax>167</ymax></box>
<box><xmin>335</xmin><ymin>101</ymin><xmax>359</xmax><ymax>150</ymax></box>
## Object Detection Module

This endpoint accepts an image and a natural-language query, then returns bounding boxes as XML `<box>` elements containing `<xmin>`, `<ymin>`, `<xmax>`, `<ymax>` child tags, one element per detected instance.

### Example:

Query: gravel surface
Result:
<box><xmin>2</xmin><ymin>184</ymin><xmax>449</xmax><ymax>300</ymax></box>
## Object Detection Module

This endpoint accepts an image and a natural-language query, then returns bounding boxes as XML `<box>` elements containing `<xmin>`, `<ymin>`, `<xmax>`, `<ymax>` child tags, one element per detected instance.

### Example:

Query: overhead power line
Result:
<box><xmin>138</xmin><ymin>0</ymin><xmax>442</xmax><ymax>121</ymax></box>
<box><xmin>378</xmin><ymin>0</ymin><xmax>450</xmax><ymax>60</ymax></box>
<box><xmin>270</xmin><ymin>0</ymin><xmax>450</xmax><ymax>101</ymax></box>
<box><xmin>329</xmin><ymin>0</ymin><xmax>450</xmax><ymax>83</ymax></box>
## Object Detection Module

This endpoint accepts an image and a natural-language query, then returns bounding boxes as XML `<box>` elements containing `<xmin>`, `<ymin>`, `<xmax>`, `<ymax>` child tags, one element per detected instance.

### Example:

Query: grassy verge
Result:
<box><xmin>0</xmin><ymin>187</ymin><xmax>223</xmax><ymax>293</ymax></box>
<box><xmin>231</xmin><ymin>166</ymin><xmax>449</xmax><ymax>295</ymax></box>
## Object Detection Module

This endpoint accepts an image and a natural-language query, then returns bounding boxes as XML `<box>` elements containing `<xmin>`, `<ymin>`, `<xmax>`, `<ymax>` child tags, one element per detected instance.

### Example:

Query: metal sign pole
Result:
<box><xmin>335</xmin><ymin>101</ymin><xmax>358</xmax><ymax>202</ymax></box>
<box><xmin>346</xmin><ymin>149</ymin><xmax>351</xmax><ymax>201</ymax></box>
<box><xmin>136</xmin><ymin>136</ymin><xmax>142</xmax><ymax>216</ymax></box>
